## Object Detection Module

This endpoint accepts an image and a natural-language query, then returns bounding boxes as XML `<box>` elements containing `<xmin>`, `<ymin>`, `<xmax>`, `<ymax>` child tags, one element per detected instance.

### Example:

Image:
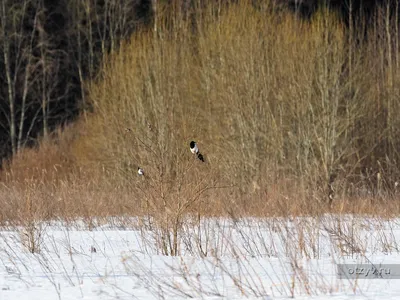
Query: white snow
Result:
<box><xmin>1</xmin><ymin>215</ymin><xmax>400</xmax><ymax>299</ymax></box>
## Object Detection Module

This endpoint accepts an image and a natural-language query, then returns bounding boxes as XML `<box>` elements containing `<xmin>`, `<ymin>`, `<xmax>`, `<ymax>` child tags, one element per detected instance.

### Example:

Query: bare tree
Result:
<box><xmin>0</xmin><ymin>0</ymin><xmax>17</xmax><ymax>155</ymax></box>
<box><xmin>18</xmin><ymin>3</ymin><xmax>40</xmax><ymax>151</ymax></box>
<box><xmin>0</xmin><ymin>0</ymin><xmax>41</xmax><ymax>154</ymax></box>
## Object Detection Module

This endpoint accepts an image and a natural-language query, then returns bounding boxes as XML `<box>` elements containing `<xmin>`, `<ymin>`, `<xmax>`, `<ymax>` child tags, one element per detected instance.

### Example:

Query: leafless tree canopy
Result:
<box><xmin>0</xmin><ymin>0</ymin><xmax>399</xmax><ymax>166</ymax></box>
<box><xmin>0</xmin><ymin>0</ymin><xmax>153</xmax><ymax>162</ymax></box>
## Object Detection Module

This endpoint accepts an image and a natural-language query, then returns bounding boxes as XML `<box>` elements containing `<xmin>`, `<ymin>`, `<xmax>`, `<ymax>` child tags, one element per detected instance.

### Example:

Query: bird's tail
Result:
<box><xmin>197</xmin><ymin>152</ymin><xmax>205</xmax><ymax>162</ymax></box>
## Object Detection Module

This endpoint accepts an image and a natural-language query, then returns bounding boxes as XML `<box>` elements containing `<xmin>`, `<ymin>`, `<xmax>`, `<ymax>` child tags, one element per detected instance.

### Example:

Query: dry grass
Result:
<box><xmin>1</xmin><ymin>0</ymin><xmax>400</xmax><ymax>224</ymax></box>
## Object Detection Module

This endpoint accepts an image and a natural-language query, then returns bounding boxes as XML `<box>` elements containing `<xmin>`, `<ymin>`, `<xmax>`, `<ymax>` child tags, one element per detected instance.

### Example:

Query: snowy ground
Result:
<box><xmin>1</xmin><ymin>215</ymin><xmax>400</xmax><ymax>299</ymax></box>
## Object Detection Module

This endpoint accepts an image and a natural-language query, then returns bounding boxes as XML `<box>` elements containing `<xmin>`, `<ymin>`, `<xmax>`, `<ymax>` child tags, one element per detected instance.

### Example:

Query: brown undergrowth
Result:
<box><xmin>1</xmin><ymin>1</ymin><xmax>400</xmax><ymax>225</ymax></box>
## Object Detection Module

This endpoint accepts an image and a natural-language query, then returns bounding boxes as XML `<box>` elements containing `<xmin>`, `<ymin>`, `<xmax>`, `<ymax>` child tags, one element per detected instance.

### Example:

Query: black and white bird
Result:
<box><xmin>189</xmin><ymin>141</ymin><xmax>205</xmax><ymax>162</ymax></box>
<box><xmin>137</xmin><ymin>167</ymin><xmax>144</xmax><ymax>176</ymax></box>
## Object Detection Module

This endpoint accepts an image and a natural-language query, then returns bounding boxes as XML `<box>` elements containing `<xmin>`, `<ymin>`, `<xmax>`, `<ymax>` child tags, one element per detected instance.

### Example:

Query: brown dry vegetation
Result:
<box><xmin>2</xmin><ymin>1</ymin><xmax>400</xmax><ymax>226</ymax></box>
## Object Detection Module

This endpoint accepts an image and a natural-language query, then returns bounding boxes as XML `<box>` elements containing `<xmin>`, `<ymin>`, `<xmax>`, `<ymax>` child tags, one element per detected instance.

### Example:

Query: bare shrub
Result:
<box><xmin>2</xmin><ymin>1</ymin><xmax>400</xmax><ymax>220</ymax></box>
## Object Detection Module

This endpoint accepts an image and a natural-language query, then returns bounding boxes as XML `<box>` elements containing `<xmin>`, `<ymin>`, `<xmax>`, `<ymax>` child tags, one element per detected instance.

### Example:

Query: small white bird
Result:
<box><xmin>137</xmin><ymin>167</ymin><xmax>144</xmax><ymax>176</ymax></box>
<box><xmin>189</xmin><ymin>141</ymin><xmax>205</xmax><ymax>162</ymax></box>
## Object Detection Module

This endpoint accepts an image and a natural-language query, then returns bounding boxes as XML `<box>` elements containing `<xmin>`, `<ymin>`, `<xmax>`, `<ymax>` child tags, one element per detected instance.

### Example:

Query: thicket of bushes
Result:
<box><xmin>2</xmin><ymin>0</ymin><xmax>400</xmax><ymax>223</ymax></box>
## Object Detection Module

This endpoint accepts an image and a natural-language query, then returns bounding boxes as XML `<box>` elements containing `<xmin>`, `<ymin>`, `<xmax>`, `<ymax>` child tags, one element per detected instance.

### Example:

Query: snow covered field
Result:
<box><xmin>1</xmin><ymin>215</ymin><xmax>400</xmax><ymax>299</ymax></box>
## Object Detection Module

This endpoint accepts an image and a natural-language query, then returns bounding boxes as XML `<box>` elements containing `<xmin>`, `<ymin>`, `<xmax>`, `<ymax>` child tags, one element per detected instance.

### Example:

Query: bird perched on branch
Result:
<box><xmin>189</xmin><ymin>141</ymin><xmax>205</xmax><ymax>162</ymax></box>
<box><xmin>137</xmin><ymin>167</ymin><xmax>144</xmax><ymax>176</ymax></box>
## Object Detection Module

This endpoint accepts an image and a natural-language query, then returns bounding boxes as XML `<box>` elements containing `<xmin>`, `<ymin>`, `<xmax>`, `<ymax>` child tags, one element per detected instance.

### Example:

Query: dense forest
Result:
<box><xmin>0</xmin><ymin>0</ymin><xmax>154</xmax><ymax>160</ymax></box>
<box><xmin>1</xmin><ymin>0</ymin><xmax>400</xmax><ymax>222</ymax></box>
<box><xmin>0</xmin><ymin>0</ymin><xmax>397</xmax><ymax>162</ymax></box>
